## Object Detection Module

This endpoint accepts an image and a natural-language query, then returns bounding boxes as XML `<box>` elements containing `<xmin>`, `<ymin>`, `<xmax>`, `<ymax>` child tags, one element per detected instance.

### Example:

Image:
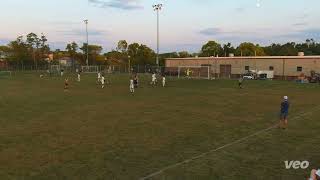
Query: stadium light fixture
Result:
<box><xmin>84</xmin><ymin>19</ymin><xmax>89</xmax><ymax>66</ymax></box>
<box><xmin>153</xmin><ymin>4</ymin><xmax>163</xmax><ymax>67</ymax></box>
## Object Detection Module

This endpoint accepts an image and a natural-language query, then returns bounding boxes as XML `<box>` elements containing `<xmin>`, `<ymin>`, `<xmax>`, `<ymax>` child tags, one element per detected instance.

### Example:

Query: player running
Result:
<box><xmin>130</xmin><ymin>78</ymin><xmax>135</xmax><ymax>93</ymax></box>
<box><xmin>162</xmin><ymin>75</ymin><xmax>166</xmax><ymax>87</ymax></box>
<box><xmin>186</xmin><ymin>68</ymin><xmax>192</xmax><ymax>79</ymax></box>
<box><xmin>97</xmin><ymin>72</ymin><xmax>101</xmax><ymax>84</ymax></box>
<box><xmin>77</xmin><ymin>72</ymin><xmax>81</xmax><ymax>82</ymax></box>
<box><xmin>101</xmin><ymin>75</ymin><xmax>105</xmax><ymax>89</ymax></box>
<box><xmin>238</xmin><ymin>76</ymin><xmax>243</xmax><ymax>89</ymax></box>
<box><xmin>279</xmin><ymin>96</ymin><xmax>290</xmax><ymax>129</ymax></box>
<box><xmin>151</xmin><ymin>73</ymin><xmax>157</xmax><ymax>86</ymax></box>
<box><xmin>64</xmin><ymin>78</ymin><xmax>69</xmax><ymax>91</ymax></box>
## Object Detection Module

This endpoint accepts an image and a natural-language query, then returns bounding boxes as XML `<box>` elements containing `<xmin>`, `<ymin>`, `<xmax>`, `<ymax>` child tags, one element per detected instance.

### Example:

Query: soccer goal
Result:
<box><xmin>0</xmin><ymin>71</ymin><xmax>12</xmax><ymax>77</ymax></box>
<box><xmin>81</xmin><ymin>66</ymin><xmax>99</xmax><ymax>73</ymax></box>
<box><xmin>49</xmin><ymin>65</ymin><xmax>61</xmax><ymax>74</ymax></box>
<box><xmin>178</xmin><ymin>66</ymin><xmax>211</xmax><ymax>79</ymax></box>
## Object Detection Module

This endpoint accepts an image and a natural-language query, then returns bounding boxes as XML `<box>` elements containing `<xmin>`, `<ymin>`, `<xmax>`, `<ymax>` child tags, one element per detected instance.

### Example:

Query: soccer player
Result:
<box><xmin>130</xmin><ymin>78</ymin><xmax>135</xmax><ymax>93</ymax></box>
<box><xmin>279</xmin><ymin>96</ymin><xmax>290</xmax><ymax>129</ymax></box>
<box><xmin>134</xmin><ymin>74</ymin><xmax>139</xmax><ymax>88</ymax></box>
<box><xmin>186</xmin><ymin>68</ymin><xmax>190</xmax><ymax>78</ymax></box>
<box><xmin>97</xmin><ymin>72</ymin><xmax>101</xmax><ymax>84</ymax></box>
<box><xmin>162</xmin><ymin>75</ymin><xmax>166</xmax><ymax>87</ymax></box>
<box><xmin>101</xmin><ymin>75</ymin><xmax>105</xmax><ymax>89</ymax></box>
<box><xmin>64</xmin><ymin>78</ymin><xmax>69</xmax><ymax>90</ymax></box>
<box><xmin>309</xmin><ymin>169</ymin><xmax>320</xmax><ymax>180</ymax></box>
<box><xmin>77</xmin><ymin>72</ymin><xmax>81</xmax><ymax>82</ymax></box>
<box><xmin>151</xmin><ymin>73</ymin><xmax>157</xmax><ymax>86</ymax></box>
<box><xmin>238</xmin><ymin>76</ymin><xmax>243</xmax><ymax>89</ymax></box>
<box><xmin>61</xmin><ymin>69</ymin><xmax>64</xmax><ymax>77</ymax></box>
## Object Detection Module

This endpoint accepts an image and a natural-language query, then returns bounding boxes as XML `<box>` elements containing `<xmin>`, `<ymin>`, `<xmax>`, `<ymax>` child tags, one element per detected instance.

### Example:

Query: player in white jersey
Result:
<box><xmin>101</xmin><ymin>75</ymin><xmax>105</xmax><ymax>89</ymax></box>
<box><xmin>130</xmin><ymin>78</ymin><xmax>134</xmax><ymax>93</ymax></box>
<box><xmin>162</xmin><ymin>75</ymin><xmax>166</xmax><ymax>87</ymax></box>
<box><xmin>151</xmin><ymin>73</ymin><xmax>157</xmax><ymax>86</ymax></box>
<box><xmin>77</xmin><ymin>73</ymin><xmax>81</xmax><ymax>82</ymax></box>
<box><xmin>97</xmin><ymin>72</ymin><xmax>101</xmax><ymax>84</ymax></box>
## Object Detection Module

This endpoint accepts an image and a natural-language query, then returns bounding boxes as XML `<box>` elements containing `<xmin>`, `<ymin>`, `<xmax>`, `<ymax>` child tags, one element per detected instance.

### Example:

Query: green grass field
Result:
<box><xmin>0</xmin><ymin>73</ymin><xmax>319</xmax><ymax>180</ymax></box>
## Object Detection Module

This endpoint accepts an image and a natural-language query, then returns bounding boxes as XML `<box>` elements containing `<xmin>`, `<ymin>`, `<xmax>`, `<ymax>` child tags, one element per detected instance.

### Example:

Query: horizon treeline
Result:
<box><xmin>1</xmin><ymin>33</ymin><xmax>320</xmax><ymax>67</ymax></box>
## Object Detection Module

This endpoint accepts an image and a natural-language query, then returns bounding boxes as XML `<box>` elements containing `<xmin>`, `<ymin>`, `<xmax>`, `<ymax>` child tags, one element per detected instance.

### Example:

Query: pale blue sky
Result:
<box><xmin>0</xmin><ymin>0</ymin><xmax>320</xmax><ymax>52</ymax></box>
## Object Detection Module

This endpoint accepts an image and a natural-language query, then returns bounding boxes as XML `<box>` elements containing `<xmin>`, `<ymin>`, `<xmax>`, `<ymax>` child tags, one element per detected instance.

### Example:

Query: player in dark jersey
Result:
<box><xmin>280</xmin><ymin>96</ymin><xmax>290</xmax><ymax>129</ymax></box>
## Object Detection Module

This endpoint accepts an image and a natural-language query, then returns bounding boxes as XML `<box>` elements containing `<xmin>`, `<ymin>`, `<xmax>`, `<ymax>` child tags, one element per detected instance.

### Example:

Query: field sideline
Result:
<box><xmin>0</xmin><ymin>73</ymin><xmax>319</xmax><ymax>180</ymax></box>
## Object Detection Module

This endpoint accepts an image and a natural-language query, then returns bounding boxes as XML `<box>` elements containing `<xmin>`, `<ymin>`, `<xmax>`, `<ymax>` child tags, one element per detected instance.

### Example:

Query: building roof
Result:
<box><xmin>166</xmin><ymin>56</ymin><xmax>320</xmax><ymax>60</ymax></box>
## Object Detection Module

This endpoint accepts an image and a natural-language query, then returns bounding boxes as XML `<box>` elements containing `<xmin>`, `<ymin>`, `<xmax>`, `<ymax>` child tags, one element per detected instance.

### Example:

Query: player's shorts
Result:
<box><xmin>280</xmin><ymin>112</ymin><xmax>288</xmax><ymax>119</ymax></box>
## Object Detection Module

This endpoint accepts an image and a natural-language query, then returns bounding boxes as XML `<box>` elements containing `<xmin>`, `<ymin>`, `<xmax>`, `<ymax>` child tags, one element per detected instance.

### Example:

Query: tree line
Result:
<box><xmin>1</xmin><ymin>33</ymin><xmax>320</xmax><ymax>68</ymax></box>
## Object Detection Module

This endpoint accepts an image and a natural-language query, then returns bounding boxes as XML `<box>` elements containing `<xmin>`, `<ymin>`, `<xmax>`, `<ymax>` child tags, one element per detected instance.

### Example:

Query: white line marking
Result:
<box><xmin>139</xmin><ymin>106</ymin><xmax>320</xmax><ymax>180</ymax></box>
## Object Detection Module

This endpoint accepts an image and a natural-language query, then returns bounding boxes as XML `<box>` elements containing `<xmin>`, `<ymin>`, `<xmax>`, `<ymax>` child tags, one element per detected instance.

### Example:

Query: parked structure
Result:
<box><xmin>165</xmin><ymin>55</ymin><xmax>320</xmax><ymax>80</ymax></box>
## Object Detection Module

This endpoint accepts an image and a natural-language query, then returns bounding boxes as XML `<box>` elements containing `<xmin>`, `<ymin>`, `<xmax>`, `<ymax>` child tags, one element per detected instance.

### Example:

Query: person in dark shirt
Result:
<box><xmin>238</xmin><ymin>76</ymin><xmax>244</xmax><ymax>89</ymax></box>
<box><xmin>280</xmin><ymin>96</ymin><xmax>290</xmax><ymax>129</ymax></box>
<box><xmin>133</xmin><ymin>74</ymin><xmax>139</xmax><ymax>88</ymax></box>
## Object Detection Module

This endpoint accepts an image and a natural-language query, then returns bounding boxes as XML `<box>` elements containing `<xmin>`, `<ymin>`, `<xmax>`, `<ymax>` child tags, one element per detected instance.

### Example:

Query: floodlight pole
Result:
<box><xmin>84</xmin><ymin>19</ymin><xmax>89</xmax><ymax>66</ymax></box>
<box><xmin>128</xmin><ymin>56</ymin><xmax>131</xmax><ymax>74</ymax></box>
<box><xmin>153</xmin><ymin>4</ymin><xmax>163</xmax><ymax>67</ymax></box>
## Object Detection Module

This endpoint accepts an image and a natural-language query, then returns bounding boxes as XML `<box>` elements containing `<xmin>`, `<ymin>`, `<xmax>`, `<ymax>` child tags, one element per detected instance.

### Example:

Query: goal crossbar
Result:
<box><xmin>81</xmin><ymin>66</ymin><xmax>100</xmax><ymax>73</ymax></box>
<box><xmin>0</xmin><ymin>71</ymin><xmax>12</xmax><ymax>76</ymax></box>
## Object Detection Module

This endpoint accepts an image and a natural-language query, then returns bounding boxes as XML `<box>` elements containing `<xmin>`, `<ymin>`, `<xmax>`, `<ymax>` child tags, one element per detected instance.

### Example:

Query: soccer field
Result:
<box><xmin>0</xmin><ymin>73</ymin><xmax>319</xmax><ymax>180</ymax></box>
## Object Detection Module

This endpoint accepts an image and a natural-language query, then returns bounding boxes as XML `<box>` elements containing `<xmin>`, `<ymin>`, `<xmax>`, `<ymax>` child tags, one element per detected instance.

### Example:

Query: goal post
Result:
<box><xmin>81</xmin><ymin>66</ymin><xmax>99</xmax><ymax>73</ymax></box>
<box><xmin>178</xmin><ymin>66</ymin><xmax>211</xmax><ymax>79</ymax></box>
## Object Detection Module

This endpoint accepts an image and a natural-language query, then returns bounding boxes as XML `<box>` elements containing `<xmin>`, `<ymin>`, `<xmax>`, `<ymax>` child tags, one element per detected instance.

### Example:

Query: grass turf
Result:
<box><xmin>0</xmin><ymin>73</ymin><xmax>319</xmax><ymax>180</ymax></box>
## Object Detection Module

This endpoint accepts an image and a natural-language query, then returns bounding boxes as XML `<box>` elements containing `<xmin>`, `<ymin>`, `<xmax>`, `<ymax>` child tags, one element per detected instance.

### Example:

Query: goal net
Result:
<box><xmin>178</xmin><ymin>66</ymin><xmax>211</xmax><ymax>79</ymax></box>
<box><xmin>50</xmin><ymin>65</ymin><xmax>60</xmax><ymax>75</ymax></box>
<box><xmin>81</xmin><ymin>66</ymin><xmax>99</xmax><ymax>73</ymax></box>
<box><xmin>0</xmin><ymin>71</ymin><xmax>12</xmax><ymax>77</ymax></box>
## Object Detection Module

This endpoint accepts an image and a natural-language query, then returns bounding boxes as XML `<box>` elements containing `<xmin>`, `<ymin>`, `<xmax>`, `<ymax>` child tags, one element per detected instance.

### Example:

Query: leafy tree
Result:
<box><xmin>200</xmin><ymin>41</ymin><xmax>223</xmax><ymax>57</ymax></box>
<box><xmin>117</xmin><ymin>40</ymin><xmax>128</xmax><ymax>53</ymax></box>
<box><xmin>104</xmin><ymin>51</ymin><xmax>127</xmax><ymax>65</ymax></box>
<box><xmin>223</xmin><ymin>43</ymin><xmax>235</xmax><ymax>57</ymax></box>
<box><xmin>236</xmin><ymin>42</ymin><xmax>265</xmax><ymax>56</ymax></box>
<box><xmin>278</xmin><ymin>42</ymin><xmax>298</xmax><ymax>56</ymax></box>
<box><xmin>0</xmin><ymin>45</ymin><xmax>10</xmax><ymax>57</ymax></box>
<box><xmin>137</xmin><ymin>44</ymin><xmax>156</xmax><ymax>65</ymax></box>
<box><xmin>263</xmin><ymin>43</ymin><xmax>282</xmax><ymax>56</ymax></box>
<box><xmin>178</xmin><ymin>51</ymin><xmax>192</xmax><ymax>58</ymax></box>
<box><xmin>127</xmin><ymin>43</ymin><xmax>140</xmax><ymax>58</ymax></box>
<box><xmin>8</xmin><ymin>36</ymin><xmax>31</xmax><ymax>66</ymax></box>
<box><xmin>80</xmin><ymin>44</ymin><xmax>103</xmax><ymax>65</ymax></box>
<box><xmin>66</xmin><ymin>42</ymin><xmax>78</xmax><ymax>69</ymax></box>
<box><xmin>39</xmin><ymin>33</ymin><xmax>50</xmax><ymax>60</ymax></box>
<box><xmin>128</xmin><ymin>43</ymin><xmax>155</xmax><ymax>65</ymax></box>
<box><xmin>26</xmin><ymin>33</ymin><xmax>41</xmax><ymax>67</ymax></box>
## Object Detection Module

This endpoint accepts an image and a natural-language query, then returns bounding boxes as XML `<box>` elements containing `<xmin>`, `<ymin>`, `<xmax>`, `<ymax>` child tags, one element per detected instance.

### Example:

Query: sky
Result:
<box><xmin>0</xmin><ymin>0</ymin><xmax>320</xmax><ymax>53</ymax></box>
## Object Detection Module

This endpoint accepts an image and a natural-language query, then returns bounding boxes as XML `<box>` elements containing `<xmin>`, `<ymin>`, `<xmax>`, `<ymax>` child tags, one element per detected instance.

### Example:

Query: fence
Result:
<box><xmin>0</xmin><ymin>65</ymin><xmax>127</xmax><ymax>73</ymax></box>
<box><xmin>0</xmin><ymin>64</ymin><xmax>238</xmax><ymax>78</ymax></box>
